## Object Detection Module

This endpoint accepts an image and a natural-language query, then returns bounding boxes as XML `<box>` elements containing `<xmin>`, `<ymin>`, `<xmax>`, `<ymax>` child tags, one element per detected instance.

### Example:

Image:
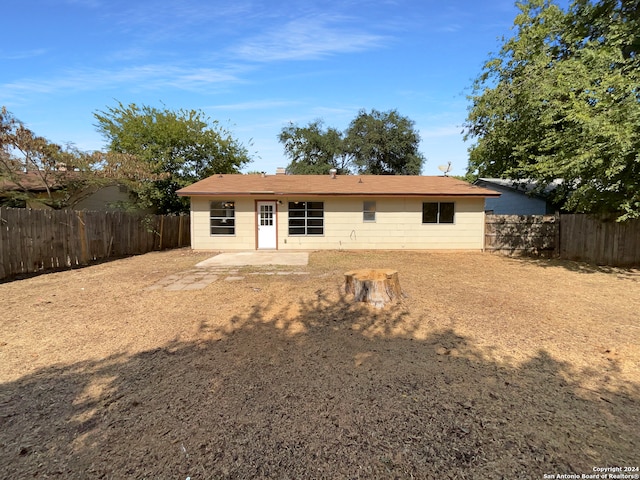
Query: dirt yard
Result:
<box><xmin>1</xmin><ymin>249</ymin><xmax>639</xmax><ymax>479</ymax></box>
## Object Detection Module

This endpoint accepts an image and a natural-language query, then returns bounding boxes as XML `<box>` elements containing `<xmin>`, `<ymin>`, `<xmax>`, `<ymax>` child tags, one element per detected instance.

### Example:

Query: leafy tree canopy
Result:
<box><xmin>94</xmin><ymin>102</ymin><xmax>252</xmax><ymax>214</ymax></box>
<box><xmin>464</xmin><ymin>0</ymin><xmax>640</xmax><ymax>220</ymax></box>
<box><xmin>279</xmin><ymin>109</ymin><xmax>425</xmax><ymax>175</ymax></box>
<box><xmin>347</xmin><ymin>109</ymin><xmax>425</xmax><ymax>175</ymax></box>
<box><xmin>278</xmin><ymin>120</ymin><xmax>351</xmax><ymax>175</ymax></box>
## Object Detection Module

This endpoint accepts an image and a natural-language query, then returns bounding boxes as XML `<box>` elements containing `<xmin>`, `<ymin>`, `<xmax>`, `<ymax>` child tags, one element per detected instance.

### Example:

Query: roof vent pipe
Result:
<box><xmin>329</xmin><ymin>168</ymin><xmax>337</xmax><ymax>179</ymax></box>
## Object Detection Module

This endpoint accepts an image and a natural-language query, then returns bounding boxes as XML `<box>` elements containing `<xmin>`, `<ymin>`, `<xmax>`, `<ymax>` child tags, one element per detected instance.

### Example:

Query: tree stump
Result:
<box><xmin>344</xmin><ymin>269</ymin><xmax>403</xmax><ymax>308</ymax></box>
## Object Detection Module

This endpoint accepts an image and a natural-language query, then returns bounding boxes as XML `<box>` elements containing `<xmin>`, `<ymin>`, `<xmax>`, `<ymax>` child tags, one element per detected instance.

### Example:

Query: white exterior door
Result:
<box><xmin>257</xmin><ymin>201</ymin><xmax>277</xmax><ymax>249</ymax></box>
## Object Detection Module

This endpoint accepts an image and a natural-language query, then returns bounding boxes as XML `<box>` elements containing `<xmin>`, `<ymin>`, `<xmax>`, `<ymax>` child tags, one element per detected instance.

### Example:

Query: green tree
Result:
<box><xmin>346</xmin><ymin>109</ymin><xmax>424</xmax><ymax>175</ymax></box>
<box><xmin>94</xmin><ymin>102</ymin><xmax>252</xmax><ymax>214</ymax></box>
<box><xmin>278</xmin><ymin>109</ymin><xmax>425</xmax><ymax>175</ymax></box>
<box><xmin>278</xmin><ymin>120</ymin><xmax>351</xmax><ymax>175</ymax></box>
<box><xmin>464</xmin><ymin>0</ymin><xmax>640</xmax><ymax>220</ymax></box>
<box><xmin>0</xmin><ymin>107</ymin><xmax>98</xmax><ymax>208</ymax></box>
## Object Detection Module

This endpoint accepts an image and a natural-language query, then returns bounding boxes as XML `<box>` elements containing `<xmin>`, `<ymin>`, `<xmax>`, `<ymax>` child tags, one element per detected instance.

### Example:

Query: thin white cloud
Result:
<box><xmin>64</xmin><ymin>0</ymin><xmax>102</xmax><ymax>7</ymax></box>
<box><xmin>311</xmin><ymin>106</ymin><xmax>358</xmax><ymax>116</ymax></box>
<box><xmin>232</xmin><ymin>15</ymin><xmax>388</xmax><ymax>62</ymax></box>
<box><xmin>105</xmin><ymin>47</ymin><xmax>151</xmax><ymax>62</ymax></box>
<box><xmin>121</xmin><ymin>0</ymin><xmax>253</xmax><ymax>28</ymax></box>
<box><xmin>419</xmin><ymin>125</ymin><xmax>463</xmax><ymax>139</ymax></box>
<box><xmin>1</xmin><ymin>64</ymin><xmax>246</xmax><ymax>98</ymax></box>
<box><xmin>111</xmin><ymin>1</ymin><xmax>254</xmax><ymax>43</ymax></box>
<box><xmin>160</xmin><ymin>67</ymin><xmax>246</xmax><ymax>90</ymax></box>
<box><xmin>206</xmin><ymin>100</ymin><xmax>301</xmax><ymax>111</ymax></box>
<box><xmin>0</xmin><ymin>48</ymin><xmax>48</xmax><ymax>60</ymax></box>
<box><xmin>436</xmin><ymin>23</ymin><xmax>463</xmax><ymax>33</ymax></box>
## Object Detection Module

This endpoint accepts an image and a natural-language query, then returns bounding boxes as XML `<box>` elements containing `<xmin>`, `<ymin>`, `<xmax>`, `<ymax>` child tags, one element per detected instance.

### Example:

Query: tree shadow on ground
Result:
<box><xmin>0</xmin><ymin>255</ymin><xmax>138</xmax><ymax>285</ymax></box>
<box><xmin>504</xmin><ymin>253</ymin><xmax>640</xmax><ymax>279</ymax></box>
<box><xmin>1</xmin><ymin>292</ymin><xmax>638</xmax><ymax>479</ymax></box>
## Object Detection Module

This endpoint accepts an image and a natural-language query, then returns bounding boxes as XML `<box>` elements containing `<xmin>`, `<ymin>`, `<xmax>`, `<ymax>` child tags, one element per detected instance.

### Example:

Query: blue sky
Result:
<box><xmin>3</xmin><ymin>0</ymin><xmax>528</xmax><ymax>177</ymax></box>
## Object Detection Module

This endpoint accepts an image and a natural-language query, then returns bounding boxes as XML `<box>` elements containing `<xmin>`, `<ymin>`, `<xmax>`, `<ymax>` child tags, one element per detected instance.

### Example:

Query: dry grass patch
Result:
<box><xmin>1</xmin><ymin>249</ymin><xmax>638</xmax><ymax>479</ymax></box>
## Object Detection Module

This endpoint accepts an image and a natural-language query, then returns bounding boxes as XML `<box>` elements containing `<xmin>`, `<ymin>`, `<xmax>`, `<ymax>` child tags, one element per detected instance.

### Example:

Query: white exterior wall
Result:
<box><xmin>189</xmin><ymin>196</ymin><xmax>486</xmax><ymax>251</ymax></box>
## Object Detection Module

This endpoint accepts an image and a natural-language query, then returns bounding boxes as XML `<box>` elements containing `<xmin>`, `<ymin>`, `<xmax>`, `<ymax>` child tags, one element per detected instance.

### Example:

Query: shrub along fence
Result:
<box><xmin>0</xmin><ymin>207</ymin><xmax>190</xmax><ymax>280</ymax></box>
<box><xmin>485</xmin><ymin>213</ymin><xmax>640</xmax><ymax>267</ymax></box>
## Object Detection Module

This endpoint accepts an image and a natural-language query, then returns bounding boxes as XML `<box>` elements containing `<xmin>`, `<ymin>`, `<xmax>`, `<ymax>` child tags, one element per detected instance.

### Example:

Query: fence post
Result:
<box><xmin>0</xmin><ymin>208</ymin><xmax>7</xmax><ymax>279</ymax></box>
<box><xmin>77</xmin><ymin>211</ymin><xmax>89</xmax><ymax>265</ymax></box>
<box><xmin>481</xmin><ymin>211</ymin><xmax>486</xmax><ymax>252</ymax></box>
<box><xmin>158</xmin><ymin>215</ymin><xmax>164</xmax><ymax>250</ymax></box>
<box><xmin>554</xmin><ymin>211</ymin><xmax>561</xmax><ymax>258</ymax></box>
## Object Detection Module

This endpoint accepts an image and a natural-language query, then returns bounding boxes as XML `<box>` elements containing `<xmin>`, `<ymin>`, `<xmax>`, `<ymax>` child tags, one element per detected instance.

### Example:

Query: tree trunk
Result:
<box><xmin>344</xmin><ymin>269</ymin><xmax>403</xmax><ymax>308</ymax></box>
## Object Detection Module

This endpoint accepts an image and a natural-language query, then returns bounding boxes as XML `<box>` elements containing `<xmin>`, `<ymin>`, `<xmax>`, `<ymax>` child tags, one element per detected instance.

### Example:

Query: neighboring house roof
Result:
<box><xmin>0</xmin><ymin>171</ymin><xmax>65</xmax><ymax>192</ymax></box>
<box><xmin>474</xmin><ymin>178</ymin><xmax>562</xmax><ymax>198</ymax></box>
<box><xmin>473</xmin><ymin>178</ymin><xmax>561</xmax><ymax>215</ymax></box>
<box><xmin>1</xmin><ymin>170</ymin><xmax>134</xmax><ymax>211</ymax></box>
<box><xmin>177</xmin><ymin>174</ymin><xmax>501</xmax><ymax>198</ymax></box>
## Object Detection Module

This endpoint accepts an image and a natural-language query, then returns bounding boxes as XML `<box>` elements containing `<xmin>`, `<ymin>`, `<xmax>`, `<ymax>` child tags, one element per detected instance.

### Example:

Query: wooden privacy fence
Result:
<box><xmin>485</xmin><ymin>213</ymin><xmax>640</xmax><ymax>266</ymax></box>
<box><xmin>0</xmin><ymin>207</ymin><xmax>190</xmax><ymax>280</ymax></box>
<box><xmin>559</xmin><ymin>214</ymin><xmax>640</xmax><ymax>267</ymax></box>
<box><xmin>485</xmin><ymin>214</ymin><xmax>558</xmax><ymax>256</ymax></box>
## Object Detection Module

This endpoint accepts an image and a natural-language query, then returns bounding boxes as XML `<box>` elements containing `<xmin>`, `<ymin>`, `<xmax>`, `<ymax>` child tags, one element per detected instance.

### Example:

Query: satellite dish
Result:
<box><xmin>438</xmin><ymin>161</ymin><xmax>452</xmax><ymax>176</ymax></box>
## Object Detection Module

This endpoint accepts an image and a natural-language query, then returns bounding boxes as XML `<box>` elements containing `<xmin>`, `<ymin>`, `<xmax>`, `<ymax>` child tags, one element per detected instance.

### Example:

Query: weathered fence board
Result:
<box><xmin>560</xmin><ymin>214</ymin><xmax>640</xmax><ymax>267</ymax></box>
<box><xmin>485</xmin><ymin>213</ymin><xmax>640</xmax><ymax>266</ymax></box>
<box><xmin>0</xmin><ymin>207</ymin><xmax>190</xmax><ymax>280</ymax></box>
<box><xmin>485</xmin><ymin>214</ymin><xmax>558</xmax><ymax>256</ymax></box>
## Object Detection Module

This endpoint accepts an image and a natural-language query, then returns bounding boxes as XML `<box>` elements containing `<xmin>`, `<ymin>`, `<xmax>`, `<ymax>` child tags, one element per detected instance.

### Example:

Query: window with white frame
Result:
<box><xmin>422</xmin><ymin>202</ymin><xmax>455</xmax><ymax>224</ymax></box>
<box><xmin>210</xmin><ymin>201</ymin><xmax>235</xmax><ymax>235</ymax></box>
<box><xmin>288</xmin><ymin>201</ymin><xmax>324</xmax><ymax>235</ymax></box>
<box><xmin>363</xmin><ymin>201</ymin><xmax>376</xmax><ymax>222</ymax></box>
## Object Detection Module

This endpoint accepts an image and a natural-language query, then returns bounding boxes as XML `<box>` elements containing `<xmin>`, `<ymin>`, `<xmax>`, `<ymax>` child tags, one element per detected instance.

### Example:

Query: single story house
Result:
<box><xmin>0</xmin><ymin>171</ymin><xmax>134</xmax><ymax>211</ymax></box>
<box><xmin>177</xmin><ymin>172</ymin><xmax>500</xmax><ymax>251</ymax></box>
<box><xmin>71</xmin><ymin>183</ymin><xmax>135</xmax><ymax>211</ymax></box>
<box><xmin>473</xmin><ymin>178</ymin><xmax>560</xmax><ymax>215</ymax></box>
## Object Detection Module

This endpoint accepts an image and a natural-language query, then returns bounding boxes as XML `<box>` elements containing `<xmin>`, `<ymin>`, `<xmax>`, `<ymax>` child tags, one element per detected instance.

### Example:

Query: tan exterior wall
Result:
<box><xmin>73</xmin><ymin>185</ymin><xmax>132</xmax><ymax>211</ymax></box>
<box><xmin>191</xmin><ymin>197</ymin><xmax>257</xmax><ymax>250</ymax></box>
<box><xmin>189</xmin><ymin>196</ymin><xmax>486</xmax><ymax>251</ymax></box>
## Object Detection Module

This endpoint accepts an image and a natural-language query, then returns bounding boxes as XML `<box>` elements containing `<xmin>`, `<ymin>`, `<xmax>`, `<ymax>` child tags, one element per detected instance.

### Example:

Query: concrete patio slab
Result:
<box><xmin>144</xmin><ymin>253</ymin><xmax>310</xmax><ymax>291</ymax></box>
<box><xmin>195</xmin><ymin>251</ymin><xmax>309</xmax><ymax>267</ymax></box>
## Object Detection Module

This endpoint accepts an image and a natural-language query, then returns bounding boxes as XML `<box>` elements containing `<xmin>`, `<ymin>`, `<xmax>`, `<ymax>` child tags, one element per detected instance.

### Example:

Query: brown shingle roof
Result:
<box><xmin>177</xmin><ymin>174</ymin><xmax>500</xmax><ymax>198</ymax></box>
<box><xmin>0</xmin><ymin>171</ymin><xmax>64</xmax><ymax>192</ymax></box>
